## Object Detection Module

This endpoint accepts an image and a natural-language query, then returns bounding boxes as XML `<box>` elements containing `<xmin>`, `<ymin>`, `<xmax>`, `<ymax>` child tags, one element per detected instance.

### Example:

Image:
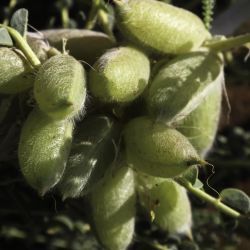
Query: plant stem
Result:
<box><xmin>176</xmin><ymin>178</ymin><xmax>242</xmax><ymax>219</ymax></box>
<box><xmin>84</xmin><ymin>0</ymin><xmax>100</xmax><ymax>29</ymax></box>
<box><xmin>98</xmin><ymin>9</ymin><xmax>116</xmax><ymax>42</ymax></box>
<box><xmin>61</xmin><ymin>7</ymin><xmax>69</xmax><ymax>28</ymax></box>
<box><xmin>47</xmin><ymin>47</ymin><xmax>62</xmax><ymax>57</ymax></box>
<box><xmin>0</xmin><ymin>25</ymin><xmax>41</xmax><ymax>67</ymax></box>
<box><xmin>204</xmin><ymin>33</ymin><xmax>250</xmax><ymax>52</ymax></box>
<box><xmin>3</xmin><ymin>0</ymin><xmax>17</xmax><ymax>25</ymax></box>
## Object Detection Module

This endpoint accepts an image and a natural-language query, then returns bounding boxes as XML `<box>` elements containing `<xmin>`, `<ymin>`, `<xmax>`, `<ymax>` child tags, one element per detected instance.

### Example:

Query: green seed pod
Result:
<box><xmin>114</xmin><ymin>0</ymin><xmax>210</xmax><ymax>55</ymax></box>
<box><xmin>58</xmin><ymin>115</ymin><xmax>120</xmax><ymax>199</ymax></box>
<box><xmin>34</xmin><ymin>54</ymin><xmax>86</xmax><ymax>120</ymax></box>
<box><xmin>176</xmin><ymin>79</ymin><xmax>222</xmax><ymax>156</ymax></box>
<box><xmin>138</xmin><ymin>177</ymin><xmax>192</xmax><ymax>235</ymax></box>
<box><xmin>89</xmin><ymin>46</ymin><xmax>150</xmax><ymax>104</ymax></box>
<box><xmin>0</xmin><ymin>47</ymin><xmax>34</xmax><ymax>94</ymax></box>
<box><xmin>90</xmin><ymin>165</ymin><xmax>135</xmax><ymax>250</ymax></box>
<box><xmin>27</xmin><ymin>32</ymin><xmax>50</xmax><ymax>62</ymax></box>
<box><xmin>124</xmin><ymin>116</ymin><xmax>202</xmax><ymax>178</ymax></box>
<box><xmin>18</xmin><ymin>108</ymin><xmax>73</xmax><ymax>195</ymax></box>
<box><xmin>42</xmin><ymin>29</ymin><xmax>115</xmax><ymax>64</ymax></box>
<box><xmin>146</xmin><ymin>51</ymin><xmax>223</xmax><ymax>123</ymax></box>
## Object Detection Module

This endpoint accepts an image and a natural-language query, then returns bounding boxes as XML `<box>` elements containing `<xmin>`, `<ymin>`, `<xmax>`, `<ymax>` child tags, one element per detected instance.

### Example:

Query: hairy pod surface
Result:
<box><xmin>114</xmin><ymin>0</ymin><xmax>210</xmax><ymax>55</ymax></box>
<box><xmin>124</xmin><ymin>116</ymin><xmax>201</xmax><ymax>178</ymax></box>
<box><xmin>18</xmin><ymin>108</ymin><xmax>73</xmax><ymax>195</ymax></box>
<box><xmin>42</xmin><ymin>29</ymin><xmax>115</xmax><ymax>64</ymax></box>
<box><xmin>176</xmin><ymin>78</ymin><xmax>223</xmax><ymax>156</ymax></box>
<box><xmin>34</xmin><ymin>54</ymin><xmax>86</xmax><ymax>120</ymax></box>
<box><xmin>137</xmin><ymin>177</ymin><xmax>192</xmax><ymax>235</ymax></box>
<box><xmin>0</xmin><ymin>47</ymin><xmax>34</xmax><ymax>94</ymax></box>
<box><xmin>27</xmin><ymin>32</ymin><xmax>50</xmax><ymax>62</ymax></box>
<box><xmin>90</xmin><ymin>165</ymin><xmax>135</xmax><ymax>250</ymax></box>
<box><xmin>146</xmin><ymin>51</ymin><xmax>223</xmax><ymax>123</ymax></box>
<box><xmin>89</xmin><ymin>46</ymin><xmax>150</xmax><ymax>104</ymax></box>
<box><xmin>58</xmin><ymin>115</ymin><xmax>120</xmax><ymax>199</ymax></box>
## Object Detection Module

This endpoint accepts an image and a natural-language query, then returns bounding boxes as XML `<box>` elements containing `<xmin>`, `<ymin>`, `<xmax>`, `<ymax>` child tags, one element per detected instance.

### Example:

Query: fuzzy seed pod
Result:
<box><xmin>114</xmin><ymin>0</ymin><xmax>210</xmax><ymax>55</ymax></box>
<box><xmin>146</xmin><ymin>51</ymin><xmax>223</xmax><ymax>123</ymax></box>
<box><xmin>0</xmin><ymin>47</ymin><xmax>34</xmax><ymax>94</ymax></box>
<box><xmin>90</xmin><ymin>165</ymin><xmax>135</xmax><ymax>250</ymax></box>
<box><xmin>137</xmin><ymin>176</ymin><xmax>192</xmax><ymax>235</ymax></box>
<box><xmin>34</xmin><ymin>54</ymin><xmax>86</xmax><ymax>120</ymax></box>
<box><xmin>58</xmin><ymin>115</ymin><xmax>120</xmax><ymax>199</ymax></box>
<box><xmin>42</xmin><ymin>29</ymin><xmax>115</xmax><ymax>64</ymax></box>
<box><xmin>18</xmin><ymin>108</ymin><xmax>73</xmax><ymax>195</ymax></box>
<box><xmin>124</xmin><ymin>116</ymin><xmax>201</xmax><ymax>178</ymax></box>
<box><xmin>89</xmin><ymin>46</ymin><xmax>150</xmax><ymax>104</ymax></box>
<box><xmin>176</xmin><ymin>79</ymin><xmax>223</xmax><ymax>157</ymax></box>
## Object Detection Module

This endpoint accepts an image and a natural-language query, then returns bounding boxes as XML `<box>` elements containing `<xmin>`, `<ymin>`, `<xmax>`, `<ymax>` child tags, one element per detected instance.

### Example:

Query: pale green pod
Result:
<box><xmin>114</xmin><ymin>0</ymin><xmax>210</xmax><ymax>55</ymax></box>
<box><xmin>135</xmin><ymin>171</ymin><xmax>166</xmax><ymax>192</ymax></box>
<box><xmin>27</xmin><ymin>32</ymin><xmax>50</xmax><ymax>62</ymax></box>
<box><xmin>124</xmin><ymin>116</ymin><xmax>202</xmax><ymax>178</ymax></box>
<box><xmin>89</xmin><ymin>46</ymin><xmax>150</xmax><ymax>104</ymax></box>
<box><xmin>176</xmin><ymin>78</ymin><xmax>223</xmax><ymax>156</ymax></box>
<box><xmin>146</xmin><ymin>51</ymin><xmax>223</xmax><ymax>123</ymax></box>
<box><xmin>138</xmin><ymin>177</ymin><xmax>192</xmax><ymax>235</ymax></box>
<box><xmin>42</xmin><ymin>29</ymin><xmax>115</xmax><ymax>64</ymax></box>
<box><xmin>58</xmin><ymin>115</ymin><xmax>120</xmax><ymax>199</ymax></box>
<box><xmin>18</xmin><ymin>108</ymin><xmax>73</xmax><ymax>195</ymax></box>
<box><xmin>90</xmin><ymin>165</ymin><xmax>135</xmax><ymax>250</ymax></box>
<box><xmin>34</xmin><ymin>54</ymin><xmax>86</xmax><ymax>120</ymax></box>
<box><xmin>0</xmin><ymin>47</ymin><xmax>34</xmax><ymax>94</ymax></box>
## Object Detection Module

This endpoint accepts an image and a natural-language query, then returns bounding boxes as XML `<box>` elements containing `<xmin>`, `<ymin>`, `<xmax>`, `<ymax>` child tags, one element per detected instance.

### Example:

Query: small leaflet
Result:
<box><xmin>10</xmin><ymin>8</ymin><xmax>29</xmax><ymax>37</ymax></box>
<box><xmin>0</xmin><ymin>27</ymin><xmax>13</xmax><ymax>46</ymax></box>
<box><xmin>220</xmin><ymin>188</ymin><xmax>250</xmax><ymax>214</ymax></box>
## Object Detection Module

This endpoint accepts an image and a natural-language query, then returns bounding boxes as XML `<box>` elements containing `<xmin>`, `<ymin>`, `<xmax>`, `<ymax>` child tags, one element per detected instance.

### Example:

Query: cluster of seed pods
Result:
<box><xmin>1</xmin><ymin>0</ymin><xmax>247</xmax><ymax>249</ymax></box>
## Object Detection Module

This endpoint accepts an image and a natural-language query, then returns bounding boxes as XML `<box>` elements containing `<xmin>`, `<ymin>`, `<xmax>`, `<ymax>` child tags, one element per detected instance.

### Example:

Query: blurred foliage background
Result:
<box><xmin>0</xmin><ymin>0</ymin><xmax>250</xmax><ymax>249</ymax></box>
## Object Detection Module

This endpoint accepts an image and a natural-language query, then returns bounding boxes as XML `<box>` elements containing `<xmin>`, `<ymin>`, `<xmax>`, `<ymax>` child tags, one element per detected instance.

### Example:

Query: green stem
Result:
<box><xmin>0</xmin><ymin>25</ymin><xmax>41</xmax><ymax>67</ymax></box>
<box><xmin>204</xmin><ymin>33</ymin><xmax>250</xmax><ymax>52</ymax></box>
<box><xmin>47</xmin><ymin>47</ymin><xmax>62</xmax><ymax>58</ymax></box>
<box><xmin>84</xmin><ymin>0</ymin><xmax>100</xmax><ymax>29</ymax></box>
<box><xmin>98</xmin><ymin>9</ymin><xmax>116</xmax><ymax>42</ymax></box>
<box><xmin>3</xmin><ymin>0</ymin><xmax>17</xmax><ymax>25</ymax></box>
<box><xmin>61</xmin><ymin>7</ymin><xmax>69</xmax><ymax>28</ymax></box>
<box><xmin>176</xmin><ymin>178</ymin><xmax>242</xmax><ymax>219</ymax></box>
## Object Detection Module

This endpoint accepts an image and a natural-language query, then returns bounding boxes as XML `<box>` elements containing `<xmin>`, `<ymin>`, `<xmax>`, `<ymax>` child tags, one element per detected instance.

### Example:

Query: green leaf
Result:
<box><xmin>193</xmin><ymin>179</ymin><xmax>203</xmax><ymax>189</ymax></box>
<box><xmin>0</xmin><ymin>28</ymin><xmax>13</xmax><ymax>46</ymax></box>
<box><xmin>10</xmin><ymin>8</ymin><xmax>28</xmax><ymax>37</ymax></box>
<box><xmin>220</xmin><ymin>188</ymin><xmax>250</xmax><ymax>214</ymax></box>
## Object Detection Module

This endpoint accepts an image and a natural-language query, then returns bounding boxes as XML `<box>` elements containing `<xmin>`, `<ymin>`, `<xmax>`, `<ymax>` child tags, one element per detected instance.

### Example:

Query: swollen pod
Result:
<box><xmin>124</xmin><ymin>116</ymin><xmax>201</xmax><ymax>178</ymax></box>
<box><xmin>90</xmin><ymin>165</ymin><xmax>135</xmax><ymax>250</ymax></box>
<box><xmin>0</xmin><ymin>47</ymin><xmax>34</xmax><ymax>94</ymax></box>
<box><xmin>137</xmin><ymin>176</ymin><xmax>192</xmax><ymax>235</ymax></box>
<box><xmin>18</xmin><ymin>108</ymin><xmax>73</xmax><ymax>195</ymax></box>
<box><xmin>42</xmin><ymin>29</ymin><xmax>115</xmax><ymax>64</ymax></box>
<box><xmin>34</xmin><ymin>54</ymin><xmax>86</xmax><ymax>120</ymax></box>
<box><xmin>89</xmin><ymin>46</ymin><xmax>150</xmax><ymax>104</ymax></box>
<box><xmin>114</xmin><ymin>0</ymin><xmax>210</xmax><ymax>55</ymax></box>
<box><xmin>146</xmin><ymin>51</ymin><xmax>223</xmax><ymax>123</ymax></box>
<box><xmin>176</xmin><ymin>78</ymin><xmax>223</xmax><ymax>156</ymax></box>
